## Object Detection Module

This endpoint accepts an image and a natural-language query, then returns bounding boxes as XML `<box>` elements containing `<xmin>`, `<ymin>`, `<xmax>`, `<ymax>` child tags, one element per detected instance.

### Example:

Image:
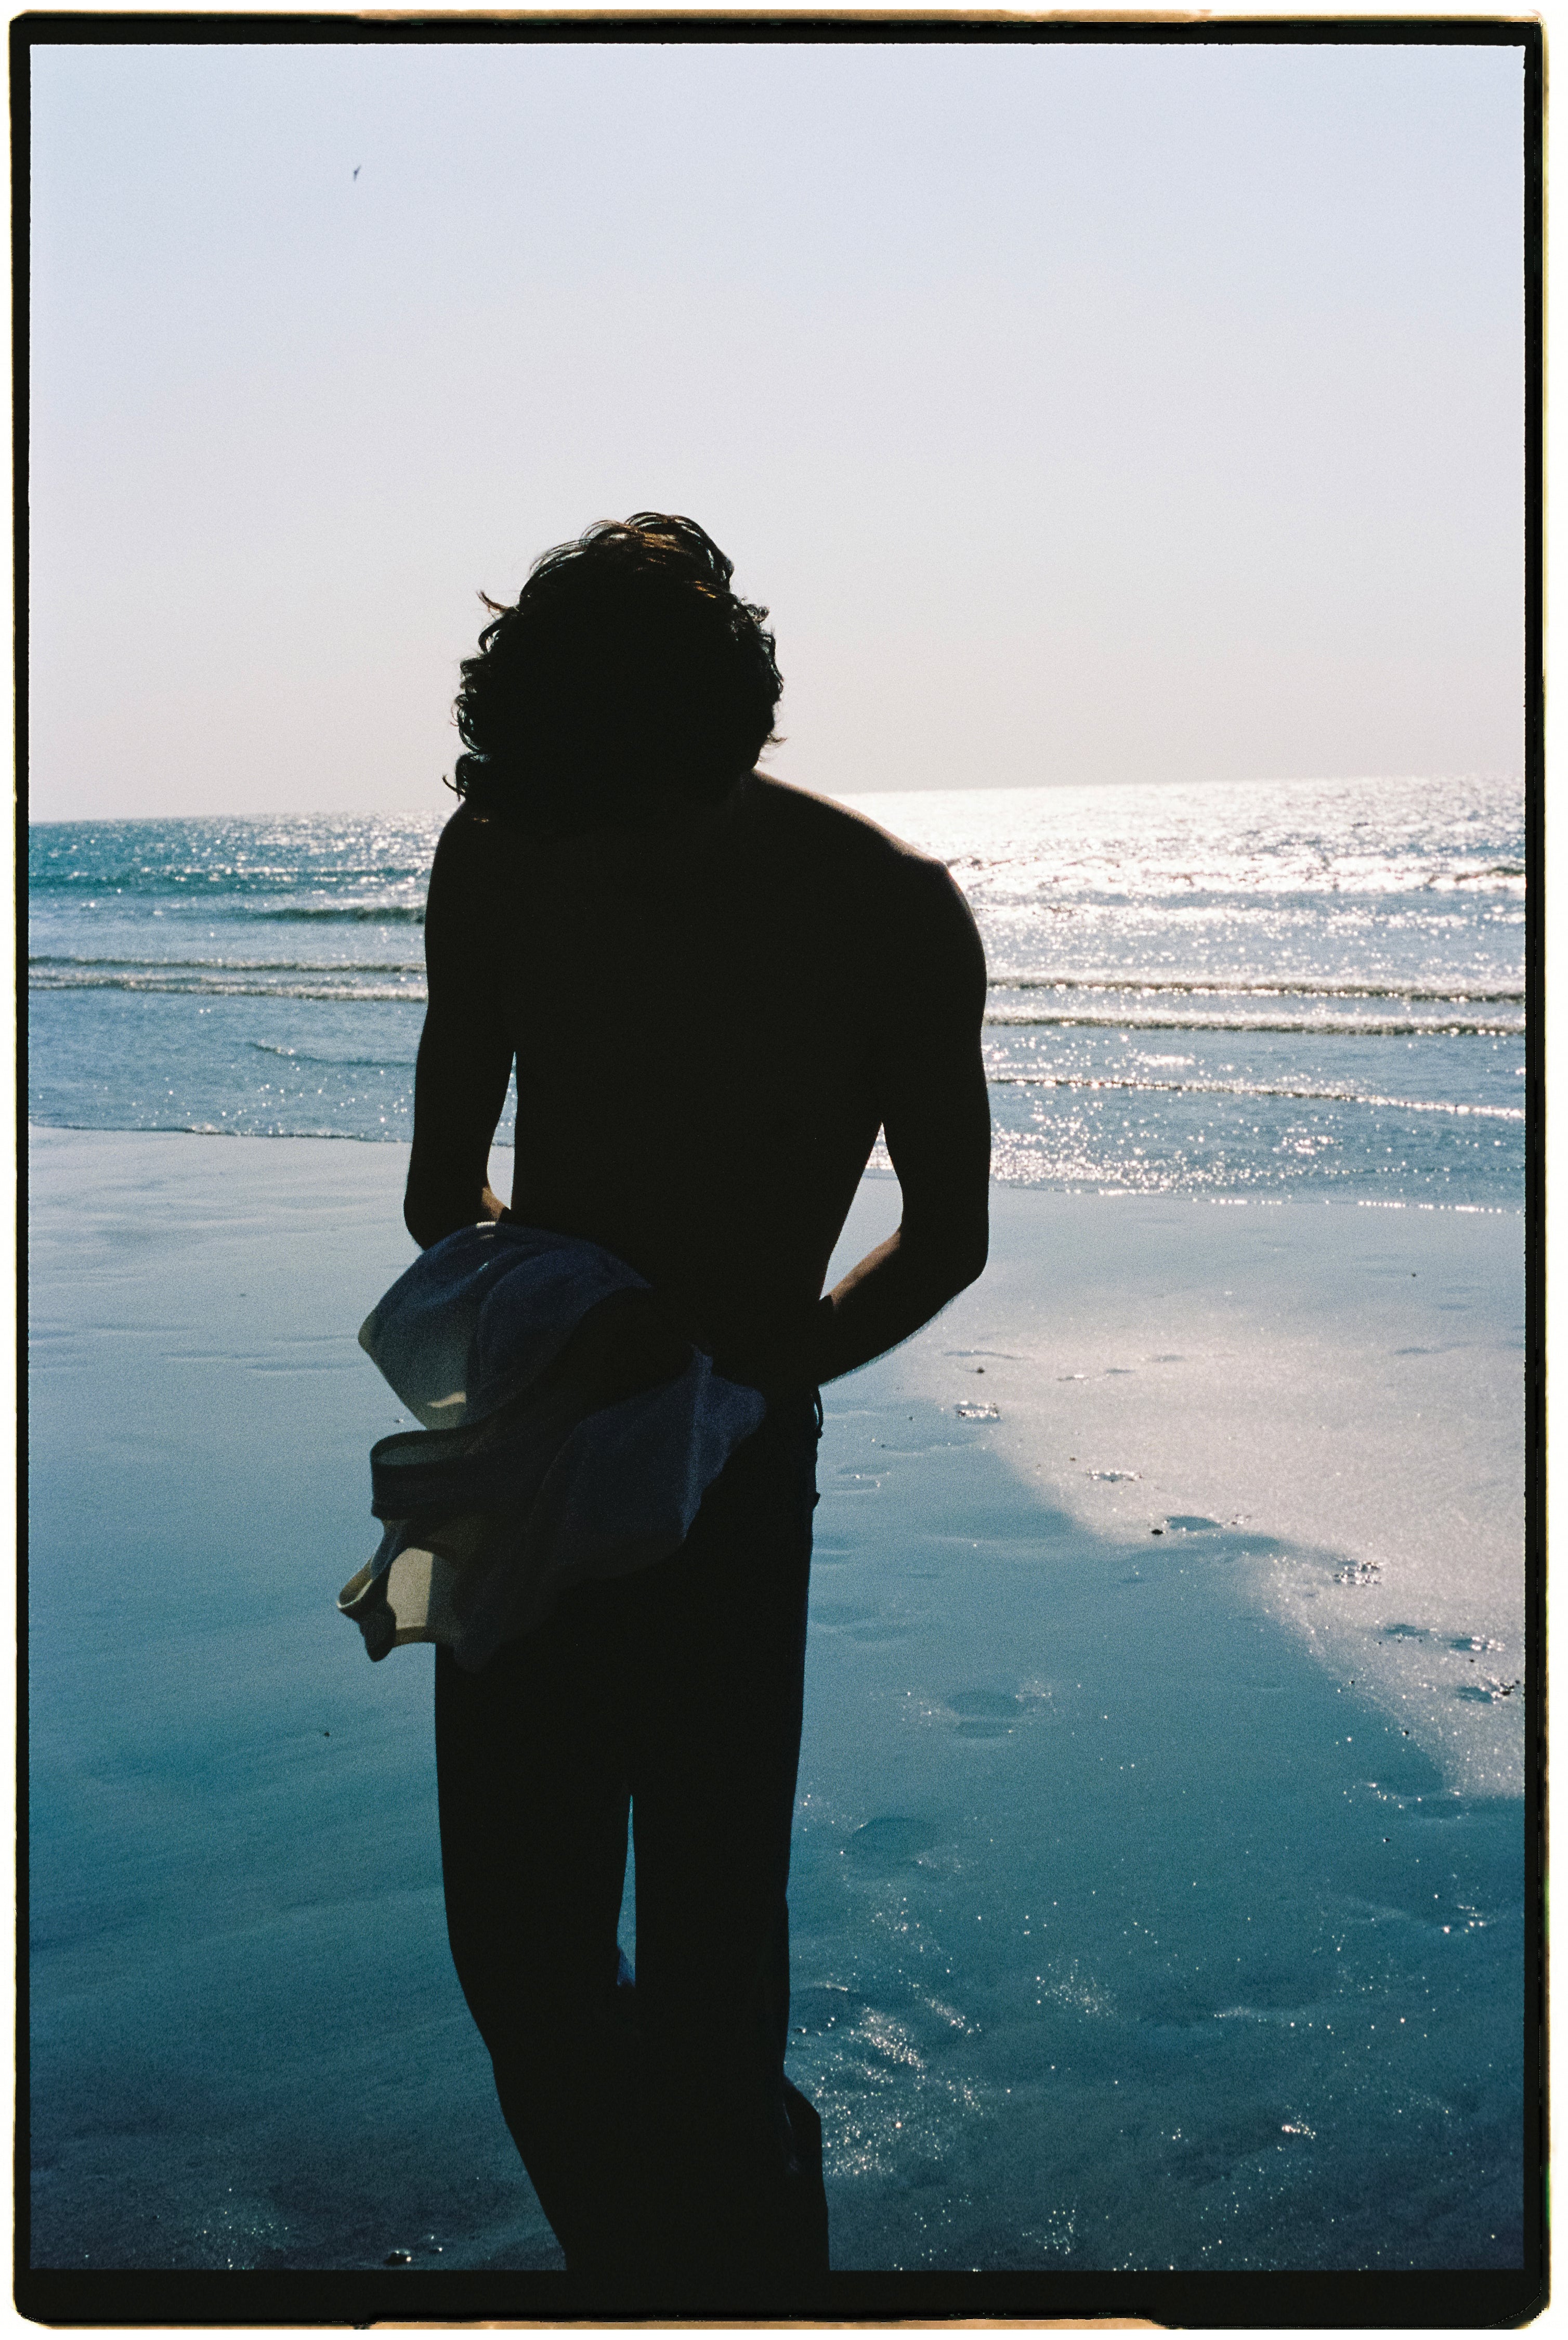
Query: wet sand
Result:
<box><xmin>27</xmin><ymin>1127</ymin><xmax>1525</xmax><ymax>2278</ymax></box>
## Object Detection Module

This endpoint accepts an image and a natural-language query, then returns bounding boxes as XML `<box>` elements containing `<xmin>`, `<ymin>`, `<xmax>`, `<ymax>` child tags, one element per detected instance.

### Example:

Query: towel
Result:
<box><xmin>338</xmin><ymin>1219</ymin><xmax>768</xmax><ymax>1670</ymax></box>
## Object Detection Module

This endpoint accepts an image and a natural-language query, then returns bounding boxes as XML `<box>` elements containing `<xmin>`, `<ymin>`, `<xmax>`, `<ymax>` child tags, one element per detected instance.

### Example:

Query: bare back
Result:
<box><xmin>408</xmin><ymin>772</ymin><xmax>990</xmax><ymax>1378</ymax></box>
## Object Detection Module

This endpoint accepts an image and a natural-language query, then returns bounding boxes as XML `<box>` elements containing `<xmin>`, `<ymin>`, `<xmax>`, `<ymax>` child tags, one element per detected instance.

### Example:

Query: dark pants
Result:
<box><xmin>434</xmin><ymin>1391</ymin><xmax>830</xmax><ymax>2305</ymax></box>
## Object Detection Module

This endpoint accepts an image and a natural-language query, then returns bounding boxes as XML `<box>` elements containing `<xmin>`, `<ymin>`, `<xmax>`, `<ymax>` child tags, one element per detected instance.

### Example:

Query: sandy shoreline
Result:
<box><xmin>27</xmin><ymin>1126</ymin><xmax>1525</xmax><ymax>2277</ymax></box>
<box><xmin>839</xmin><ymin>1174</ymin><xmax>1526</xmax><ymax>1799</ymax></box>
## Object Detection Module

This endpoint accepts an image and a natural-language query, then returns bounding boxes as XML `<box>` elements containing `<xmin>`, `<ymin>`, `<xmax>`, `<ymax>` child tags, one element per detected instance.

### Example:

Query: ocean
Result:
<box><xmin>27</xmin><ymin>771</ymin><xmax>1526</xmax><ymax>1209</ymax></box>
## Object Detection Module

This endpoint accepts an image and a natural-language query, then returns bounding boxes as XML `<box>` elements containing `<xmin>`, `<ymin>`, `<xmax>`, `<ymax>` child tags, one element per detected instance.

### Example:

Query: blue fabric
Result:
<box><xmin>341</xmin><ymin>1220</ymin><xmax>768</xmax><ymax>1667</ymax></box>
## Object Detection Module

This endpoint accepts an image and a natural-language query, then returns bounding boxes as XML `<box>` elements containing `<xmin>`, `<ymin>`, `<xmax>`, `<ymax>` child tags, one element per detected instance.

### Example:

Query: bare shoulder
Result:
<box><xmin>430</xmin><ymin>797</ymin><xmax>492</xmax><ymax>879</ymax></box>
<box><xmin>424</xmin><ymin>799</ymin><xmax>511</xmax><ymax>971</ymax></box>
<box><xmin>742</xmin><ymin>774</ymin><xmax>985</xmax><ymax>1008</ymax></box>
<box><xmin>428</xmin><ymin>797</ymin><xmax>527</xmax><ymax>911</ymax></box>
<box><xmin>763</xmin><ymin>772</ymin><xmax>983</xmax><ymax>936</ymax></box>
<box><xmin>743</xmin><ymin>774</ymin><xmax>961</xmax><ymax>899</ymax></box>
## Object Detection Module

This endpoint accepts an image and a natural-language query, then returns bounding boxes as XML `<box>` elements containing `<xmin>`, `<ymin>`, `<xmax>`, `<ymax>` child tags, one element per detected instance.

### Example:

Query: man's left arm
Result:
<box><xmin>740</xmin><ymin>859</ymin><xmax>990</xmax><ymax>1396</ymax></box>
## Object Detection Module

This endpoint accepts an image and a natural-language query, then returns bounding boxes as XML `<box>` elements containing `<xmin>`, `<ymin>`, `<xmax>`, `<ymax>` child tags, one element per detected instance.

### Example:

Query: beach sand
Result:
<box><xmin>27</xmin><ymin>1126</ymin><xmax>1525</xmax><ymax>2277</ymax></box>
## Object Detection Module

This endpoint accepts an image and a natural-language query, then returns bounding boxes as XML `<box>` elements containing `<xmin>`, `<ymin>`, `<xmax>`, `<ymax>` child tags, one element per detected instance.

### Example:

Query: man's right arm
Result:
<box><xmin>404</xmin><ymin>811</ymin><xmax>515</xmax><ymax>1250</ymax></box>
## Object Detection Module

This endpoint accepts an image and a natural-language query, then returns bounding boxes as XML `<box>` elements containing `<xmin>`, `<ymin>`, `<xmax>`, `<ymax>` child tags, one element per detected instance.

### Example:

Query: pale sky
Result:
<box><xmin>28</xmin><ymin>36</ymin><xmax>1526</xmax><ymax>820</ymax></box>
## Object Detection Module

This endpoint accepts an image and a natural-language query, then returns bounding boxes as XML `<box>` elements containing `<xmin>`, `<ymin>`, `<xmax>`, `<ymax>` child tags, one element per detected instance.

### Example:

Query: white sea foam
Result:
<box><xmin>985</xmin><ymin>1011</ymin><xmax>1522</xmax><ymax>1035</ymax></box>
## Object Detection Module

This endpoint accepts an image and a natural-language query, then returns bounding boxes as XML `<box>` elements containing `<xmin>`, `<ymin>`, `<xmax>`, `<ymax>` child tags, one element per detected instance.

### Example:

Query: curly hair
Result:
<box><xmin>450</xmin><ymin>513</ymin><xmax>782</xmax><ymax>826</ymax></box>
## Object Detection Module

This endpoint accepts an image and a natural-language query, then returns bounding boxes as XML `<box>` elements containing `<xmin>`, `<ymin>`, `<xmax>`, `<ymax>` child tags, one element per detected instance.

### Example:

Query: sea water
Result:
<box><xmin>28</xmin><ymin>771</ymin><xmax>1526</xmax><ymax>1207</ymax></box>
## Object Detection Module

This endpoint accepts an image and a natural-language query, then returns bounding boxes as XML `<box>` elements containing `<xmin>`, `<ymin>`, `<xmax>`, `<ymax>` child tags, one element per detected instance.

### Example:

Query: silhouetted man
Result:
<box><xmin>405</xmin><ymin>514</ymin><xmax>989</xmax><ymax>2304</ymax></box>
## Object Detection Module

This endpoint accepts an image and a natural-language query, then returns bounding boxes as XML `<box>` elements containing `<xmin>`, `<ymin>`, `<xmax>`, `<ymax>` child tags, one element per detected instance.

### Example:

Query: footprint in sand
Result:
<box><xmin>809</xmin><ymin>1598</ymin><xmax>878</xmax><ymax>1634</ymax></box>
<box><xmin>841</xmin><ymin>1815</ymin><xmax>937</xmax><ymax>1869</ymax></box>
<box><xmin>1334</xmin><ymin>1559</ymin><xmax>1383</xmax><ymax>1587</ymax></box>
<box><xmin>792</xmin><ymin>1981</ymin><xmax>863</xmax><ymax>2034</ymax></box>
<box><xmin>848</xmin><ymin>1616</ymin><xmax>919</xmax><ymax>1644</ymax></box>
<box><xmin>944</xmin><ymin>1689</ymin><xmax>1022</xmax><ymax>1738</ymax></box>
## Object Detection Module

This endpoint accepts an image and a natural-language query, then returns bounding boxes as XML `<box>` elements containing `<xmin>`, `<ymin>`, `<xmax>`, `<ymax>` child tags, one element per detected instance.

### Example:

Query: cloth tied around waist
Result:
<box><xmin>338</xmin><ymin>1220</ymin><xmax>768</xmax><ymax>1671</ymax></box>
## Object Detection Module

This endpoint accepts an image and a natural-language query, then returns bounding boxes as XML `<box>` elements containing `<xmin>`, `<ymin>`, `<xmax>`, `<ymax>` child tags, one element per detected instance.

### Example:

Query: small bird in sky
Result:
<box><xmin>352</xmin><ymin>164</ymin><xmax>361</xmax><ymax>180</ymax></box>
